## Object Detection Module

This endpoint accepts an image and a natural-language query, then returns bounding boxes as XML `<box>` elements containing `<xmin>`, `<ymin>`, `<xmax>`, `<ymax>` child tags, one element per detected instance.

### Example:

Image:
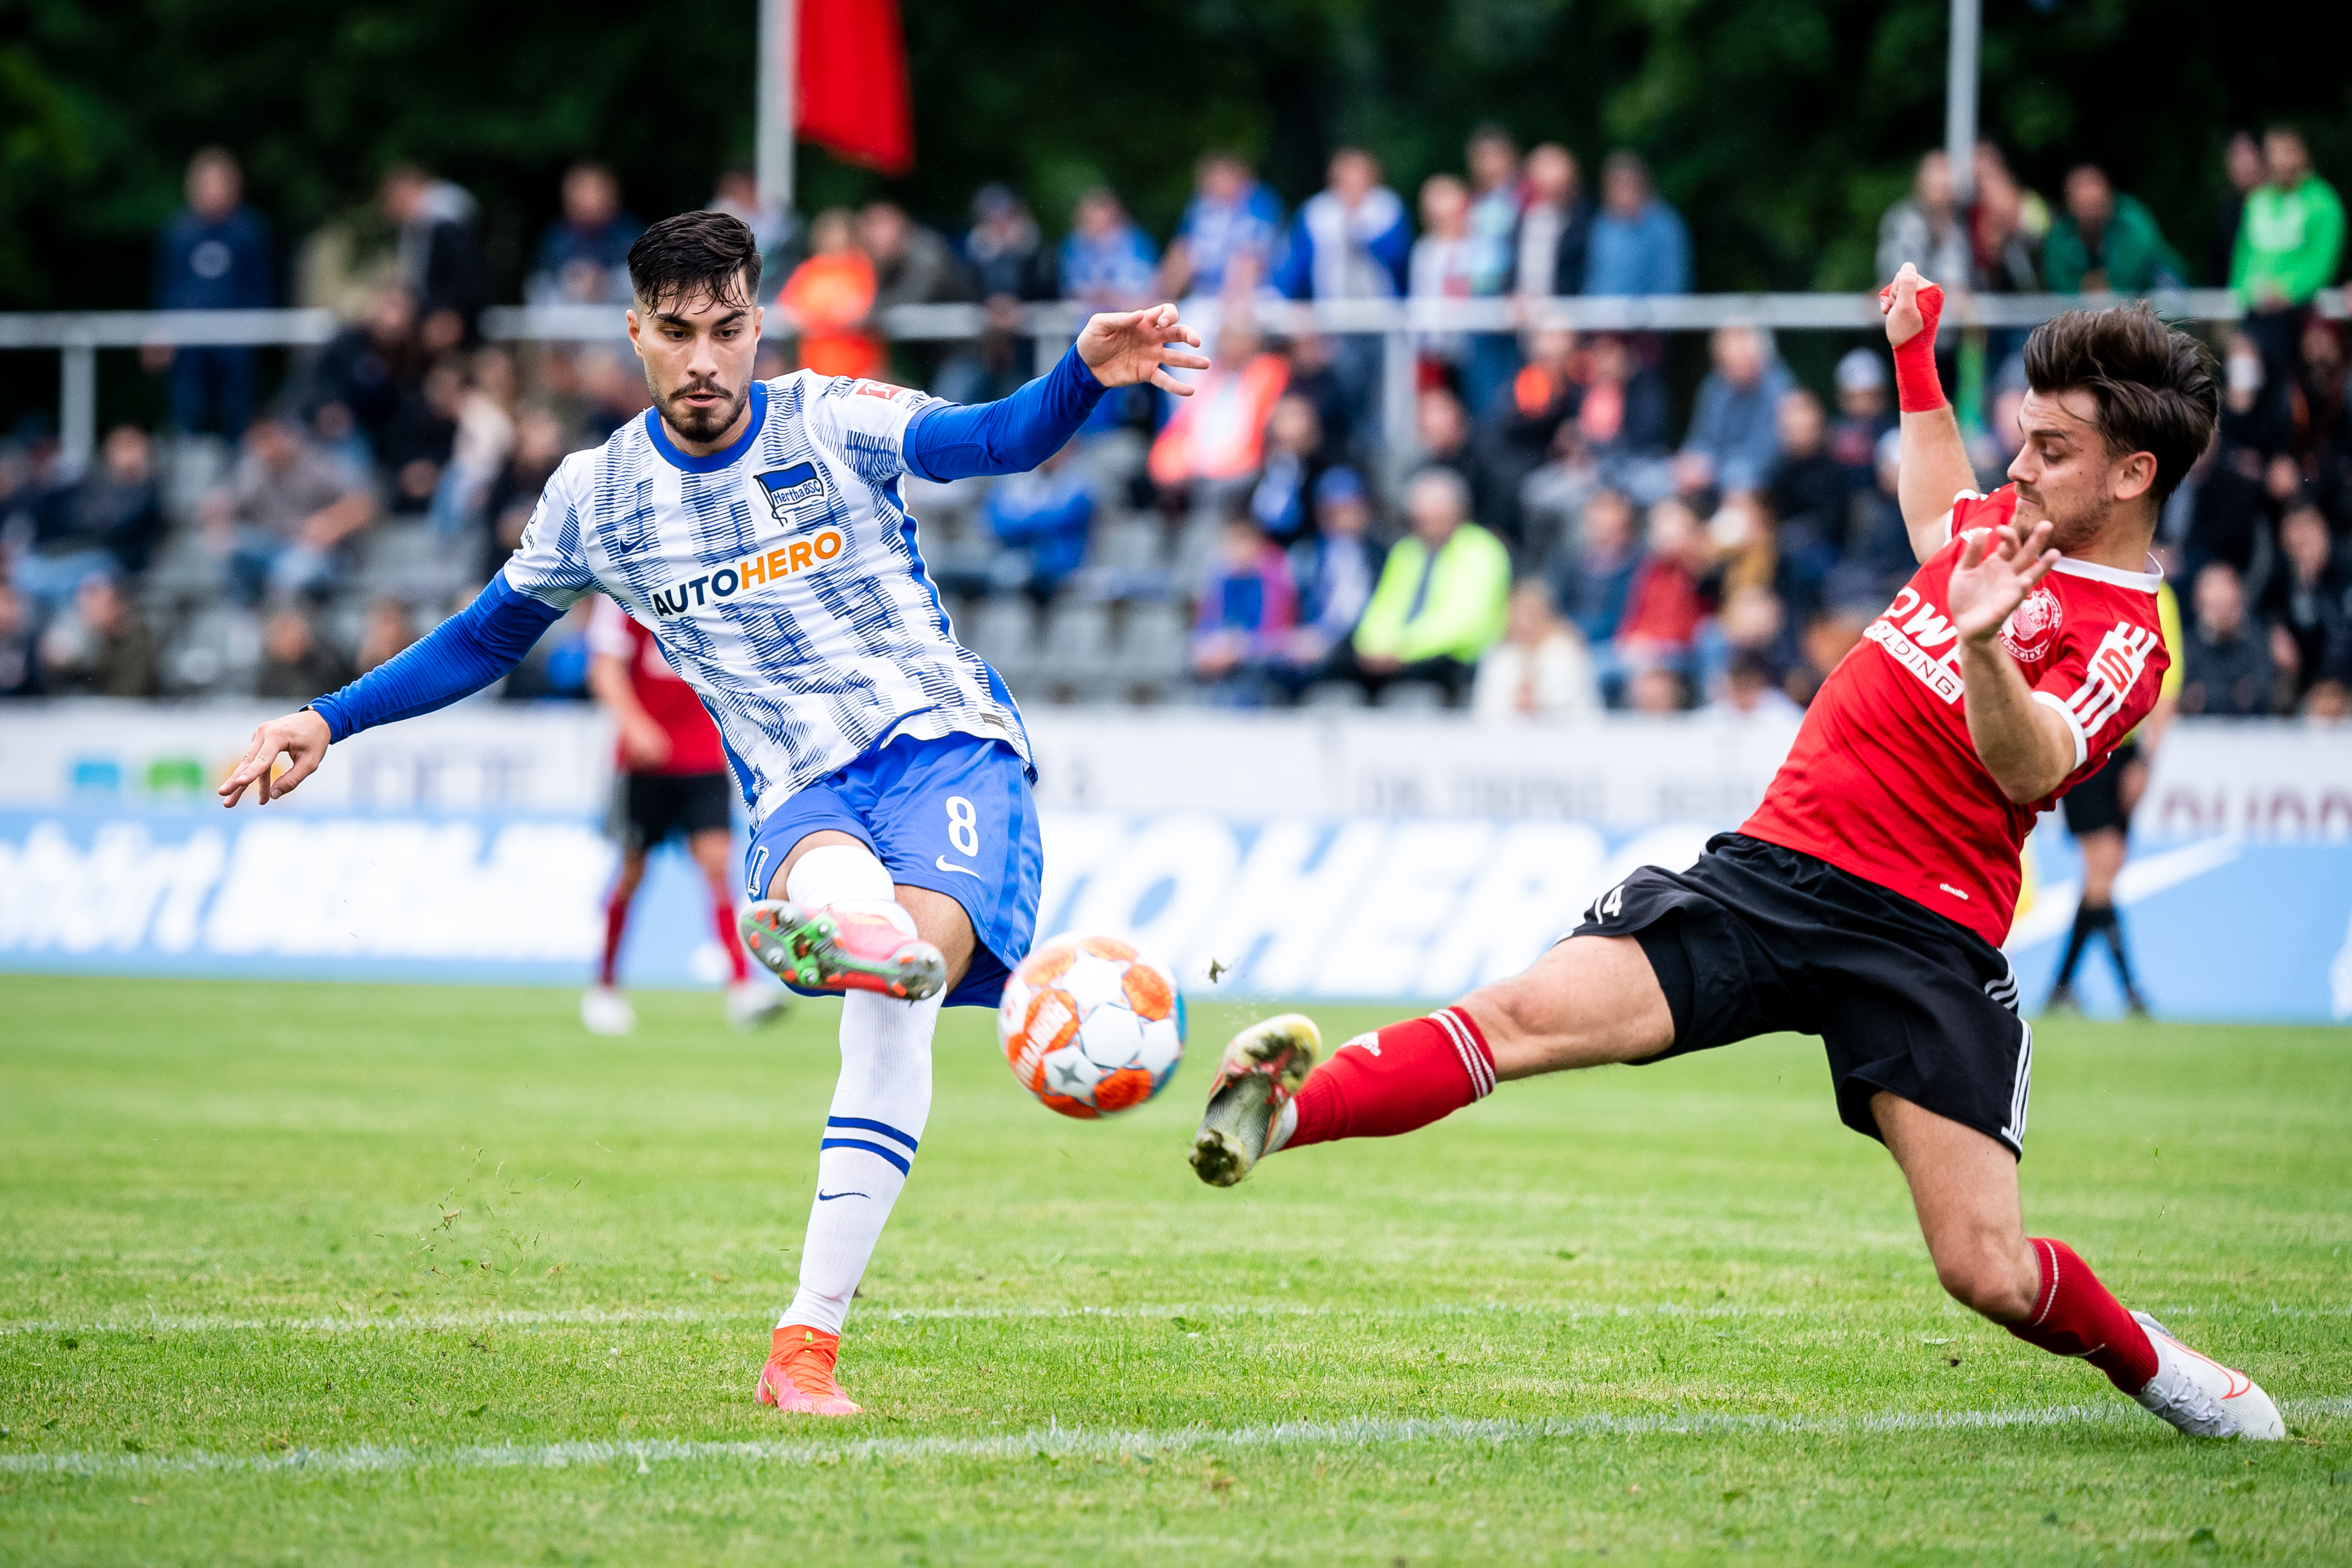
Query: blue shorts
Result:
<box><xmin>742</xmin><ymin>732</ymin><xmax>1042</xmax><ymax>1009</ymax></box>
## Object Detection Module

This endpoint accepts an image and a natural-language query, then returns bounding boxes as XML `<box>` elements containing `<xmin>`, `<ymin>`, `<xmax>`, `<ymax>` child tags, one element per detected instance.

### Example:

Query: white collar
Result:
<box><xmin>2051</xmin><ymin>552</ymin><xmax>2164</xmax><ymax>593</ymax></box>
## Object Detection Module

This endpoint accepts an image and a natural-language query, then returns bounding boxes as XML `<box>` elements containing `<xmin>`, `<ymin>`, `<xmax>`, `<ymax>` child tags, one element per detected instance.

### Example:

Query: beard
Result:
<box><xmin>2012</xmin><ymin>483</ymin><xmax>2107</xmax><ymax>554</ymax></box>
<box><xmin>658</xmin><ymin>375</ymin><xmax>748</xmax><ymax>443</ymax></box>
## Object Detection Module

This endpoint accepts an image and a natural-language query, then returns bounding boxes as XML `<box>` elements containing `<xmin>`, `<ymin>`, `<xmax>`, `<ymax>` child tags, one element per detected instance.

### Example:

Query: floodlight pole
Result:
<box><xmin>1946</xmin><ymin>0</ymin><xmax>1980</xmax><ymax>203</ymax></box>
<box><xmin>757</xmin><ymin>0</ymin><xmax>797</xmax><ymax>215</ymax></box>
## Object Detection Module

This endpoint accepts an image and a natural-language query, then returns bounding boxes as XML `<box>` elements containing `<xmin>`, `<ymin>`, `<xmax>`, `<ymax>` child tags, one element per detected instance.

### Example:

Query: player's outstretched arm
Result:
<box><xmin>1948</xmin><ymin>519</ymin><xmax>2078</xmax><ymax>803</ymax></box>
<box><xmin>899</xmin><ymin>305</ymin><xmax>1210</xmax><ymax>482</ymax></box>
<box><xmin>216</xmin><ymin>576</ymin><xmax>566</xmax><ymax>807</ymax></box>
<box><xmin>1882</xmin><ymin>263</ymin><xmax>1976</xmax><ymax>562</ymax></box>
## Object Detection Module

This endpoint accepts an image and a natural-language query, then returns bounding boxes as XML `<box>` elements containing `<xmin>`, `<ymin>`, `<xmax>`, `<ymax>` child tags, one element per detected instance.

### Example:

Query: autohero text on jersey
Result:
<box><xmin>646</xmin><ymin>525</ymin><xmax>848</xmax><ymax>619</ymax></box>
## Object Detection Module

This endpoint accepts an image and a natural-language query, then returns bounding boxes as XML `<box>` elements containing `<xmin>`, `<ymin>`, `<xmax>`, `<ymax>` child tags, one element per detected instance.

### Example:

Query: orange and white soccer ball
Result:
<box><xmin>997</xmin><ymin>934</ymin><xmax>1186</xmax><ymax>1119</ymax></box>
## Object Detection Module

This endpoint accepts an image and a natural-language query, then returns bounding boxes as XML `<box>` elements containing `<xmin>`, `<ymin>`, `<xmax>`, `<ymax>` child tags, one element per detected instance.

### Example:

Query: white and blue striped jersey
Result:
<box><xmin>501</xmin><ymin>373</ymin><xmax>1030</xmax><ymax>826</ymax></box>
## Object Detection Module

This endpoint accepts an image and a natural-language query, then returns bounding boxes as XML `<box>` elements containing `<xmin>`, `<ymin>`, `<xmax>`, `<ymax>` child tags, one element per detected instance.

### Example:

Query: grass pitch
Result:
<box><xmin>1</xmin><ymin>975</ymin><xmax>2347</xmax><ymax>1565</ymax></box>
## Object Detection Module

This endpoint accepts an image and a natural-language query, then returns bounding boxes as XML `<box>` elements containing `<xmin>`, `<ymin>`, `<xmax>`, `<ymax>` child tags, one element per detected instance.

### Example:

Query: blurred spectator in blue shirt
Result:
<box><xmin>1276</xmin><ymin>148</ymin><xmax>1413</xmax><ymax>442</ymax></box>
<box><xmin>1060</xmin><ymin>188</ymin><xmax>1160</xmax><ymax>312</ymax></box>
<box><xmin>1162</xmin><ymin>152</ymin><xmax>1285</xmax><ymax>304</ymax></box>
<box><xmin>1549</xmin><ymin>487</ymin><xmax>1642</xmax><ymax>649</ymax></box>
<box><xmin>1582</xmin><ymin>152</ymin><xmax>1690</xmax><ymax>296</ymax></box>
<box><xmin>1248</xmin><ymin>394</ymin><xmax>1330</xmax><ymax>544</ymax></box>
<box><xmin>379</xmin><ymin>163</ymin><xmax>485</xmax><ymax>353</ymax></box>
<box><xmin>1673</xmin><ymin>326</ymin><xmax>1795</xmax><ymax>497</ymax></box>
<box><xmin>1192</xmin><ymin>514</ymin><xmax>1298</xmax><ymax>705</ymax></box>
<box><xmin>982</xmin><ymin>442</ymin><xmax>1095</xmax><ymax>605</ymax></box>
<box><xmin>149</xmin><ymin>147</ymin><xmax>274</xmax><ymax>436</ymax></box>
<box><xmin>1827</xmin><ymin>348</ymin><xmax>1892</xmax><ymax>488</ymax></box>
<box><xmin>1461</xmin><ymin>125</ymin><xmax>1527</xmax><ymax>420</ymax></box>
<box><xmin>1280</xmin><ymin>467</ymin><xmax>1384</xmax><ymax>688</ymax></box>
<box><xmin>1274</xmin><ymin>148</ymin><xmax>1412</xmax><ymax>303</ymax></box>
<box><xmin>528</xmin><ymin>163</ymin><xmax>642</xmax><ymax>305</ymax></box>
<box><xmin>11</xmin><ymin>427</ymin><xmax>164</xmax><ymax>615</ymax></box>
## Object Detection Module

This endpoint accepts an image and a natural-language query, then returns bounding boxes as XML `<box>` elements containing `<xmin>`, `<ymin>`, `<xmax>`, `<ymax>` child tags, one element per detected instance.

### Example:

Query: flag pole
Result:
<box><xmin>757</xmin><ymin>0</ymin><xmax>796</xmax><ymax>217</ymax></box>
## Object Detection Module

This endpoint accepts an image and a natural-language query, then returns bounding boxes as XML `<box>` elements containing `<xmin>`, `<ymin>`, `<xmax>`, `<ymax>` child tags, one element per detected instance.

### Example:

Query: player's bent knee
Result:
<box><xmin>1467</xmin><ymin>936</ymin><xmax>1675</xmax><ymax>1080</ymax></box>
<box><xmin>1932</xmin><ymin>1245</ymin><xmax>2036</xmax><ymax>1323</ymax></box>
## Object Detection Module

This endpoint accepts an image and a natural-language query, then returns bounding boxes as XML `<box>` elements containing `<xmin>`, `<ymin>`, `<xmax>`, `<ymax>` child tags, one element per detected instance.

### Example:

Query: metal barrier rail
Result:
<box><xmin>9</xmin><ymin>288</ymin><xmax>2341</xmax><ymax>468</ymax></box>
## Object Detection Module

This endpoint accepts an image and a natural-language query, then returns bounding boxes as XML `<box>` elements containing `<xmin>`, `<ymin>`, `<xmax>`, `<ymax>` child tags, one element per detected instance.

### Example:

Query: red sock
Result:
<box><xmin>714</xmin><ymin>894</ymin><xmax>749</xmax><ymax>982</ymax></box>
<box><xmin>599</xmin><ymin>890</ymin><xmax>630</xmax><ymax>987</ymax></box>
<box><xmin>2005</xmin><ymin>1238</ymin><xmax>2159</xmax><ymax>1394</ymax></box>
<box><xmin>1286</xmin><ymin>1007</ymin><xmax>1496</xmax><ymax>1149</ymax></box>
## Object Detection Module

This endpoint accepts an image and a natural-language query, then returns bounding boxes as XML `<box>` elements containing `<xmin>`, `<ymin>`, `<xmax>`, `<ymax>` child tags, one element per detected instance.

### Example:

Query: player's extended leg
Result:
<box><xmin>582</xmin><ymin>846</ymin><xmax>646</xmax><ymax>1036</ymax></box>
<box><xmin>1191</xmin><ymin>934</ymin><xmax>1672</xmax><ymax>1185</ymax></box>
<box><xmin>1872</xmin><ymin>1092</ymin><xmax>2281</xmax><ymax>1439</ymax></box>
<box><xmin>740</xmin><ymin>830</ymin><xmax>949</xmax><ymax>1001</ymax></box>
<box><xmin>755</xmin><ymin>833</ymin><xmax>973</xmax><ymax>1416</ymax></box>
<box><xmin>685</xmin><ymin>825</ymin><xmax>785</xmax><ymax>1031</ymax></box>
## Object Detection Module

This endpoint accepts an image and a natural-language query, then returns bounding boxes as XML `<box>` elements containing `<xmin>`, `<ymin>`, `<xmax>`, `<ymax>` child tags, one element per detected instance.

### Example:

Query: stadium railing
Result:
<box><xmin>5</xmin><ymin>288</ymin><xmax>2343</xmax><ymax>468</ymax></box>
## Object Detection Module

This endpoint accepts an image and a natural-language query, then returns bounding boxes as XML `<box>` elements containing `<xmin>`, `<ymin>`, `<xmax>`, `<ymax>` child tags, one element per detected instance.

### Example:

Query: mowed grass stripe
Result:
<box><xmin>14</xmin><ymin>1396</ymin><xmax>2350</xmax><ymax>1479</ymax></box>
<box><xmin>5</xmin><ymin>1300</ymin><xmax>2346</xmax><ymax>1336</ymax></box>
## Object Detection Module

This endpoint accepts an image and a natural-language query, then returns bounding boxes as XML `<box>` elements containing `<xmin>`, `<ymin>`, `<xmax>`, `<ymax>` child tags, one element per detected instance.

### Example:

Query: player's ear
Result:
<box><xmin>2113</xmin><ymin>449</ymin><xmax>2158</xmax><ymax>504</ymax></box>
<box><xmin>624</xmin><ymin>309</ymin><xmax>643</xmax><ymax>359</ymax></box>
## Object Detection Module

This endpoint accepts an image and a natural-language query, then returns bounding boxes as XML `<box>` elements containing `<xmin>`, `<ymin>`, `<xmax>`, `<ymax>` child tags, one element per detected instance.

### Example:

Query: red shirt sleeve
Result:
<box><xmin>2027</xmin><ymin>611</ymin><xmax>2167</xmax><ymax>795</ymax></box>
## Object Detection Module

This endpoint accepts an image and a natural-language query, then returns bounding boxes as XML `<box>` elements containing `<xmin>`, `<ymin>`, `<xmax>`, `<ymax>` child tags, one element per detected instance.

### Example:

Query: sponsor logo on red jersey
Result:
<box><xmin>1861</xmin><ymin>583</ymin><xmax>1966</xmax><ymax>703</ymax></box>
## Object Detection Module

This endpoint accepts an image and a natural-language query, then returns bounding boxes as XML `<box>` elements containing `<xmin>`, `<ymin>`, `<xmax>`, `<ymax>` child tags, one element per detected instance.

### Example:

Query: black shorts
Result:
<box><xmin>1571</xmin><ymin>833</ymin><xmax>2035</xmax><ymax>1158</ymax></box>
<box><xmin>610</xmin><ymin>770</ymin><xmax>735</xmax><ymax>854</ymax></box>
<box><xmin>2059</xmin><ymin>741</ymin><xmax>2138</xmax><ymax>837</ymax></box>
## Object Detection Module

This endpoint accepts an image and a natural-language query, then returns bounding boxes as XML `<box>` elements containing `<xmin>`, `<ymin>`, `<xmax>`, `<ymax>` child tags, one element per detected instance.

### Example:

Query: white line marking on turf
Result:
<box><xmin>4</xmin><ymin>1299</ymin><xmax>2344</xmax><ymax>1337</ymax></box>
<box><xmin>6</xmin><ymin>1398</ymin><xmax>2347</xmax><ymax>1480</ymax></box>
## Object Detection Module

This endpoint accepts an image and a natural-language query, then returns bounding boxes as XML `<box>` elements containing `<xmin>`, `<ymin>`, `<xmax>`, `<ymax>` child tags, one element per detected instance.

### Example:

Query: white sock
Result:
<box><xmin>785</xmin><ymin>841</ymin><xmax>909</xmax><ymax>930</ymax></box>
<box><xmin>780</xmin><ymin>986</ymin><xmax>943</xmax><ymax>1335</ymax></box>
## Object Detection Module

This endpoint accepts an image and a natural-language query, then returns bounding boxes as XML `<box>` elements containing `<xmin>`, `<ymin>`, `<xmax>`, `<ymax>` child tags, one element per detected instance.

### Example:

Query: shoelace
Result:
<box><xmin>776</xmin><ymin>1346</ymin><xmax>845</xmax><ymax>1398</ymax></box>
<box><xmin>2143</xmin><ymin>1375</ymin><xmax>2233</xmax><ymax>1436</ymax></box>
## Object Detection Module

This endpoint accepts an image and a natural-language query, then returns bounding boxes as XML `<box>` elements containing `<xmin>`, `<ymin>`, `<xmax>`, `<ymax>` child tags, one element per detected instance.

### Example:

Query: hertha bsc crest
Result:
<box><xmin>756</xmin><ymin>461</ymin><xmax>827</xmax><ymax>523</ymax></box>
<box><xmin>1999</xmin><ymin>585</ymin><xmax>2063</xmax><ymax>663</ymax></box>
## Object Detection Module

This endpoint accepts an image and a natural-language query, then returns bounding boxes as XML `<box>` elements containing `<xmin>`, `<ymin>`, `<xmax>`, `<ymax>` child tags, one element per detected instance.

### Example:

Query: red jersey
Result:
<box><xmin>1739</xmin><ymin>487</ymin><xmax>2168</xmax><ymax>945</ymax></box>
<box><xmin>586</xmin><ymin>596</ymin><xmax>727</xmax><ymax>777</ymax></box>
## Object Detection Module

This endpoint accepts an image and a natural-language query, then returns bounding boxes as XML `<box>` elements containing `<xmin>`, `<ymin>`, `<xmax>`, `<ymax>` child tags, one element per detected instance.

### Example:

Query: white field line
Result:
<box><xmin>4</xmin><ymin>1300</ymin><xmax>2344</xmax><ymax>1337</ymax></box>
<box><xmin>7</xmin><ymin>1398</ymin><xmax>2349</xmax><ymax>1481</ymax></box>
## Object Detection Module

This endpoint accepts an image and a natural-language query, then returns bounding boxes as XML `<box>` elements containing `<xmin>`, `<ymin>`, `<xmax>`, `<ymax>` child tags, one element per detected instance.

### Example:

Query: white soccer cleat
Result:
<box><xmin>580</xmin><ymin>985</ymin><xmax>637</xmax><ymax>1037</ymax></box>
<box><xmin>725</xmin><ymin>977</ymin><xmax>789</xmax><ymax>1031</ymax></box>
<box><xmin>1189</xmin><ymin>1013</ymin><xmax>1318</xmax><ymax>1188</ymax></box>
<box><xmin>2131</xmin><ymin>1311</ymin><xmax>2284</xmax><ymax>1440</ymax></box>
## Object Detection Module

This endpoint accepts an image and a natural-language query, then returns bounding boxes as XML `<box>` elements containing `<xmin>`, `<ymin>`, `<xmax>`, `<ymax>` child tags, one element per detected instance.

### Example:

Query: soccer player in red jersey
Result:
<box><xmin>1189</xmin><ymin>266</ymin><xmax>2285</xmax><ymax>1440</ymax></box>
<box><xmin>582</xmin><ymin>594</ymin><xmax>785</xmax><ymax>1035</ymax></box>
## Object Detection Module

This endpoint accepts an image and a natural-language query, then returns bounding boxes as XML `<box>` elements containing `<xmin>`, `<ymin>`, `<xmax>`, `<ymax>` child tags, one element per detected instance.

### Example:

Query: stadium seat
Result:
<box><xmin>962</xmin><ymin>596</ymin><xmax>1038</xmax><ymax>690</ymax></box>
<box><xmin>1113</xmin><ymin>600</ymin><xmax>1189</xmax><ymax>699</ymax></box>
<box><xmin>1038</xmin><ymin>599</ymin><xmax>1114</xmax><ymax>702</ymax></box>
<box><xmin>1302</xmin><ymin>680</ymin><xmax>1369</xmax><ymax>708</ymax></box>
<box><xmin>1376</xmin><ymin>680</ymin><xmax>1448</xmax><ymax>712</ymax></box>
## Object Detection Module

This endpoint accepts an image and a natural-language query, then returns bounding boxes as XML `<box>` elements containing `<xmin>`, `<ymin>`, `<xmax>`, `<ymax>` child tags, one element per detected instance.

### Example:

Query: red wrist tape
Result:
<box><xmin>1879</xmin><ymin>279</ymin><xmax>1947</xmax><ymax>413</ymax></box>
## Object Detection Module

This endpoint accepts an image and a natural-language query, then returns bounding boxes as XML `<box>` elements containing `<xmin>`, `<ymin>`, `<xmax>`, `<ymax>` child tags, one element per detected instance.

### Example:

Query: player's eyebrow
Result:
<box><xmin>650</xmin><ymin>306</ymin><xmax>749</xmax><ymax>330</ymax></box>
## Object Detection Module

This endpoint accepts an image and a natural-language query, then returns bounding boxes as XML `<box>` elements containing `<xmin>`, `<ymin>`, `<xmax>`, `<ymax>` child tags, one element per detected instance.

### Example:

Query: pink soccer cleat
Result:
<box><xmin>756</xmin><ymin>1324</ymin><xmax>863</xmax><ymax>1416</ymax></box>
<box><xmin>738</xmin><ymin>900</ymin><xmax>946</xmax><ymax>1001</ymax></box>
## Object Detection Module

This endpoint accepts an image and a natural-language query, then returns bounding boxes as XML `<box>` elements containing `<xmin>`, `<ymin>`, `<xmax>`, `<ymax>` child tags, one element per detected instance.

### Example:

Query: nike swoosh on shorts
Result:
<box><xmin>934</xmin><ymin>857</ymin><xmax>984</xmax><ymax>879</ymax></box>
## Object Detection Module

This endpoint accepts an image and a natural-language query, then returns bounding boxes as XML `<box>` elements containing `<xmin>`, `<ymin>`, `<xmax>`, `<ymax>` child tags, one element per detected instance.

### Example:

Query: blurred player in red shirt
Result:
<box><xmin>583</xmin><ymin>595</ymin><xmax>785</xmax><ymax>1034</ymax></box>
<box><xmin>1188</xmin><ymin>273</ymin><xmax>2287</xmax><ymax>1441</ymax></box>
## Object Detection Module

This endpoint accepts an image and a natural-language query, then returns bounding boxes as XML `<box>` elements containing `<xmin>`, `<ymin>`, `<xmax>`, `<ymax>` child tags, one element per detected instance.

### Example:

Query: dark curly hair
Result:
<box><xmin>2021</xmin><ymin>303</ymin><xmax>2219</xmax><ymax>504</ymax></box>
<box><xmin>626</xmin><ymin>210</ymin><xmax>762</xmax><ymax>314</ymax></box>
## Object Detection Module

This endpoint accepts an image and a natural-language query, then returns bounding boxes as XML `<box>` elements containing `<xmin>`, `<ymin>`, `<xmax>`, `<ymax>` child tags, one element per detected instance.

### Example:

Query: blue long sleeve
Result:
<box><xmin>307</xmin><ymin>575</ymin><xmax>566</xmax><ymax>742</ymax></box>
<box><xmin>900</xmin><ymin>346</ymin><xmax>1109</xmax><ymax>482</ymax></box>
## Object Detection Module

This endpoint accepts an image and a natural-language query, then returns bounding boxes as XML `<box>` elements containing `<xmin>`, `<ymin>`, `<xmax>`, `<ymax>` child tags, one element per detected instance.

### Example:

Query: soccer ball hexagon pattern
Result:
<box><xmin>997</xmin><ymin>934</ymin><xmax>1186</xmax><ymax>1119</ymax></box>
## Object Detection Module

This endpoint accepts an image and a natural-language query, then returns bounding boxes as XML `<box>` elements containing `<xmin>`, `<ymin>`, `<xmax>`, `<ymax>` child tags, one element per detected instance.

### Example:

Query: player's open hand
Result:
<box><xmin>1074</xmin><ymin>304</ymin><xmax>1212</xmax><ymax>396</ymax></box>
<box><xmin>1879</xmin><ymin>262</ymin><xmax>1944</xmax><ymax>350</ymax></box>
<box><xmin>1946</xmin><ymin>518</ymin><xmax>2060</xmax><ymax>645</ymax></box>
<box><xmin>217</xmin><ymin>709</ymin><xmax>331</xmax><ymax>808</ymax></box>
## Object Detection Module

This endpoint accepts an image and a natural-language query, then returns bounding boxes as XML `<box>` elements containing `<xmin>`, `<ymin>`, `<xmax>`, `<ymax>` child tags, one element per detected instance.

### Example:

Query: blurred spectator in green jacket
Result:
<box><xmin>1343</xmin><ymin>466</ymin><xmax>1512</xmax><ymax>706</ymax></box>
<box><xmin>2232</xmin><ymin>128</ymin><xmax>2345</xmax><ymax>308</ymax></box>
<box><xmin>2042</xmin><ymin>165</ymin><xmax>2187</xmax><ymax>293</ymax></box>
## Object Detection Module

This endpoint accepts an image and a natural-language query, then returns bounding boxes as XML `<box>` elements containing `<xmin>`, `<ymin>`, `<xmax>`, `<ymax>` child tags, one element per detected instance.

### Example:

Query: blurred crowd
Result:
<box><xmin>3</xmin><ymin>125</ymin><xmax>2349</xmax><ymax>725</ymax></box>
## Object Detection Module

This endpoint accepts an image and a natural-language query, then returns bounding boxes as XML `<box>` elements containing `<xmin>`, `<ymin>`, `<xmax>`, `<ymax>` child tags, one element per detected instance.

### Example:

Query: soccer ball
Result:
<box><xmin>997</xmin><ymin>934</ymin><xmax>1186</xmax><ymax>1119</ymax></box>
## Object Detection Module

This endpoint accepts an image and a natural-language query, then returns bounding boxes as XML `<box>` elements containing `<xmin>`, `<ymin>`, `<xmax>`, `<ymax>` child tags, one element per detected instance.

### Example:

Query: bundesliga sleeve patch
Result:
<box><xmin>854</xmin><ymin>381</ymin><xmax>913</xmax><ymax>401</ymax></box>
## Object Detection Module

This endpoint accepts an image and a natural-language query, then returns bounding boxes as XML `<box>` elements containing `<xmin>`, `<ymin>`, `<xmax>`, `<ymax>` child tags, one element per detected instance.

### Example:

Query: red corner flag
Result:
<box><xmin>796</xmin><ymin>0</ymin><xmax>914</xmax><ymax>176</ymax></box>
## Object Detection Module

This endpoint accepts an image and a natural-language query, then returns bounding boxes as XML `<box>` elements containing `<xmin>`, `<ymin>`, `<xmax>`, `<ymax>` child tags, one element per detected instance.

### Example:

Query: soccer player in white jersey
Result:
<box><xmin>218</xmin><ymin>210</ymin><xmax>1209</xmax><ymax>1416</ymax></box>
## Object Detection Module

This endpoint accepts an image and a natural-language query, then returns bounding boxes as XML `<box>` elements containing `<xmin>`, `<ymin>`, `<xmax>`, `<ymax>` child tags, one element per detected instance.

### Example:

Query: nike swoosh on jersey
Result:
<box><xmin>816</xmin><ymin>1190</ymin><xmax>869</xmax><ymax>1202</ymax></box>
<box><xmin>934</xmin><ymin>857</ymin><xmax>984</xmax><ymax>879</ymax></box>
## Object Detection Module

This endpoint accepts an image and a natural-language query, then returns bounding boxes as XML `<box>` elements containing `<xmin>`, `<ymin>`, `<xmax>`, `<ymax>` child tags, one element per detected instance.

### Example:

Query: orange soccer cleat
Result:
<box><xmin>756</xmin><ymin>1324</ymin><xmax>863</xmax><ymax>1416</ymax></box>
<box><xmin>739</xmin><ymin>900</ymin><xmax>946</xmax><ymax>1001</ymax></box>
